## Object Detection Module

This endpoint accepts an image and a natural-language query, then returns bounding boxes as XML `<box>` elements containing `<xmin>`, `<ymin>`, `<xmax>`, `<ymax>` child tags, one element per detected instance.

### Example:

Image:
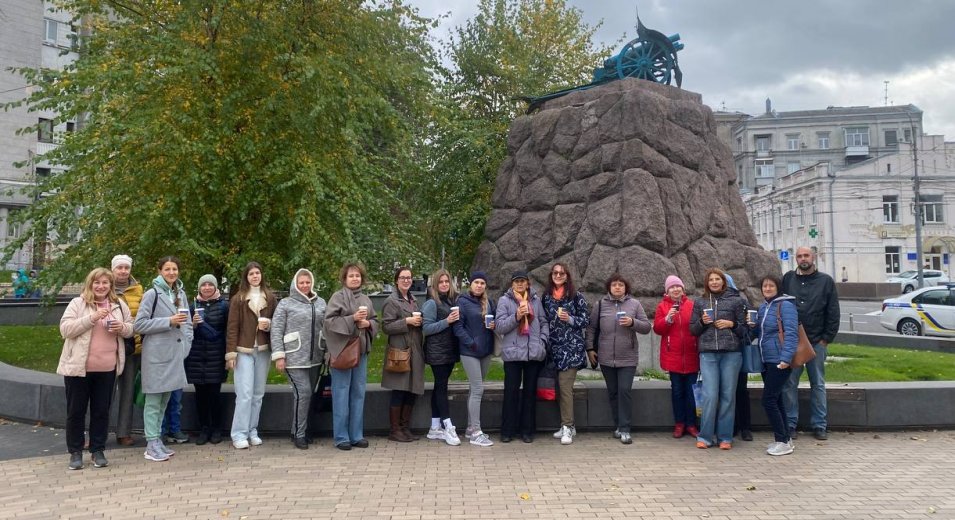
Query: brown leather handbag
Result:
<box><xmin>776</xmin><ymin>304</ymin><xmax>816</xmax><ymax>368</ymax></box>
<box><xmin>385</xmin><ymin>347</ymin><xmax>411</xmax><ymax>373</ymax></box>
<box><xmin>331</xmin><ymin>335</ymin><xmax>361</xmax><ymax>370</ymax></box>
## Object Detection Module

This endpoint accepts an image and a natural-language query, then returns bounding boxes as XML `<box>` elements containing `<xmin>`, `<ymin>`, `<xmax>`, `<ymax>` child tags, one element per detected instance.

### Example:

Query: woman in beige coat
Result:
<box><xmin>381</xmin><ymin>266</ymin><xmax>425</xmax><ymax>442</ymax></box>
<box><xmin>58</xmin><ymin>267</ymin><xmax>134</xmax><ymax>470</ymax></box>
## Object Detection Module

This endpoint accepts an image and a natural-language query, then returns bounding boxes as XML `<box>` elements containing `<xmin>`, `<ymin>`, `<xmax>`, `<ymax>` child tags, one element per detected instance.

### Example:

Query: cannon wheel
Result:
<box><xmin>614</xmin><ymin>36</ymin><xmax>676</xmax><ymax>84</ymax></box>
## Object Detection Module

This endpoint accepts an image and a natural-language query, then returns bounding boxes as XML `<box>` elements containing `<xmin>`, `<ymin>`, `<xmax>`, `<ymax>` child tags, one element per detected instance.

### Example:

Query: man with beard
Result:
<box><xmin>781</xmin><ymin>246</ymin><xmax>840</xmax><ymax>441</ymax></box>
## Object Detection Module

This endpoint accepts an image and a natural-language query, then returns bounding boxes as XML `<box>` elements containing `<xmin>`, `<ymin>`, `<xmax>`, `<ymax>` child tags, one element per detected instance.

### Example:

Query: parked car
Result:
<box><xmin>886</xmin><ymin>270</ymin><xmax>949</xmax><ymax>294</ymax></box>
<box><xmin>880</xmin><ymin>285</ymin><xmax>955</xmax><ymax>337</ymax></box>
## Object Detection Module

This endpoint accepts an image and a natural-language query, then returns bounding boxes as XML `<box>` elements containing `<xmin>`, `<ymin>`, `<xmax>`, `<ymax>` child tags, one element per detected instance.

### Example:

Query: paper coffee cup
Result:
<box><xmin>358</xmin><ymin>305</ymin><xmax>368</xmax><ymax>312</ymax></box>
<box><xmin>105</xmin><ymin>318</ymin><xmax>114</xmax><ymax>329</ymax></box>
<box><xmin>412</xmin><ymin>312</ymin><xmax>421</xmax><ymax>318</ymax></box>
<box><xmin>450</xmin><ymin>306</ymin><xmax>459</xmax><ymax>313</ymax></box>
<box><xmin>178</xmin><ymin>308</ymin><xmax>190</xmax><ymax>318</ymax></box>
<box><xmin>747</xmin><ymin>310</ymin><xmax>757</xmax><ymax>322</ymax></box>
<box><xmin>704</xmin><ymin>308</ymin><xmax>714</xmax><ymax>320</ymax></box>
<box><xmin>484</xmin><ymin>314</ymin><xmax>494</xmax><ymax>328</ymax></box>
<box><xmin>258</xmin><ymin>317</ymin><xmax>270</xmax><ymax>325</ymax></box>
<box><xmin>616</xmin><ymin>311</ymin><xmax>627</xmax><ymax>319</ymax></box>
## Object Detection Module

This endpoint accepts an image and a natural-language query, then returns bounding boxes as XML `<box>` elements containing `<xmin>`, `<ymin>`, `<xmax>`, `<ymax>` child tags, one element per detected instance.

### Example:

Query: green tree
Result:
<box><xmin>4</xmin><ymin>0</ymin><xmax>438</xmax><ymax>291</ymax></box>
<box><xmin>423</xmin><ymin>0</ymin><xmax>613</xmax><ymax>276</ymax></box>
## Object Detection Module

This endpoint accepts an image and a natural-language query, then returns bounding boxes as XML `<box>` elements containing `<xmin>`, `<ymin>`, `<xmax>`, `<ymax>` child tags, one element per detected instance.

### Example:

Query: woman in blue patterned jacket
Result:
<box><xmin>541</xmin><ymin>262</ymin><xmax>589</xmax><ymax>446</ymax></box>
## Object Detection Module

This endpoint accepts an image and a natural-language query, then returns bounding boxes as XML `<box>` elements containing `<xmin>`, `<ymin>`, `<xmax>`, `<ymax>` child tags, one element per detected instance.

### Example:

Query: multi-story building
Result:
<box><xmin>726</xmin><ymin>101</ymin><xmax>923</xmax><ymax>192</ymax></box>
<box><xmin>743</xmin><ymin>135</ymin><xmax>955</xmax><ymax>283</ymax></box>
<box><xmin>0</xmin><ymin>1</ymin><xmax>79</xmax><ymax>270</ymax></box>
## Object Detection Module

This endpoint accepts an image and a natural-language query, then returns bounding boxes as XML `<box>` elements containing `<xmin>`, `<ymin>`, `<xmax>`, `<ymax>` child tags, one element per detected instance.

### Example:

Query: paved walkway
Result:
<box><xmin>2</xmin><ymin>426</ymin><xmax>954</xmax><ymax>519</ymax></box>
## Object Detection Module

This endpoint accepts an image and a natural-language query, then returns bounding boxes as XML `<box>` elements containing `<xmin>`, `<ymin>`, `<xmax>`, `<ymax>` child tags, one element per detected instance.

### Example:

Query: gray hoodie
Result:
<box><xmin>270</xmin><ymin>269</ymin><xmax>327</xmax><ymax>369</ymax></box>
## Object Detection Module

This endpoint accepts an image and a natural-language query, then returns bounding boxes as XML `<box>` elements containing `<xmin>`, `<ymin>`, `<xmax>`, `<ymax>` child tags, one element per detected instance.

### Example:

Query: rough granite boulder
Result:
<box><xmin>472</xmin><ymin>79</ymin><xmax>779</xmax><ymax>309</ymax></box>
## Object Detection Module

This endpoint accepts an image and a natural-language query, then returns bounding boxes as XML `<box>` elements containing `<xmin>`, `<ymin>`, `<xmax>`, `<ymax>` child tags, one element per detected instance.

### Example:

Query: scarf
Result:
<box><xmin>247</xmin><ymin>285</ymin><xmax>266</xmax><ymax>315</ymax></box>
<box><xmin>551</xmin><ymin>285</ymin><xmax>565</xmax><ymax>301</ymax></box>
<box><xmin>114</xmin><ymin>275</ymin><xmax>135</xmax><ymax>295</ymax></box>
<box><xmin>152</xmin><ymin>275</ymin><xmax>182</xmax><ymax>307</ymax></box>
<box><xmin>515</xmin><ymin>289</ymin><xmax>533</xmax><ymax>336</ymax></box>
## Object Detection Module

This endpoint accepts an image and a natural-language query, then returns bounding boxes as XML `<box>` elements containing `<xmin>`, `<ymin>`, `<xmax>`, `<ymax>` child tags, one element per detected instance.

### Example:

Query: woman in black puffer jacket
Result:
<box><xmin>186</xmin><ymin>274</ymin><xmax>229</xmax><ymax>445</ymax></box>
<box><xmin>422</xmin><ymin>269</ymin><xmax>461</xmax><ymax>446</ymax></box>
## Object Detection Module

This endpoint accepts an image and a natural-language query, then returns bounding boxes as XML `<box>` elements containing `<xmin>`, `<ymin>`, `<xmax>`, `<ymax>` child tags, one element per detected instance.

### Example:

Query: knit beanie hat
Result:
<box><xmin>111</xmin><ymin>254</ymin><xmax>133</xmax><ymax>270</ymax></box>
<box><xmin>664</xmin><ymin>275</ymin><xmax>684</xmax><ymax>293</ymax></box>
<box><xmin>197</xmin><ymin>274</ymin><xmax>219</xmax><ymax>291</ymax></box>
<box><xmin>470</xmin><ymin>271</ymin><xmax>488</xmax><ymax>283</ymax></box>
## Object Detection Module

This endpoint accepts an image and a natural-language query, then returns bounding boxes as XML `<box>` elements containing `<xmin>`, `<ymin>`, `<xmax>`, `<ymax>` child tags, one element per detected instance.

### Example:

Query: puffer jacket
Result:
<box><xmin>57</xmin><ymin>297</ymin><xmax>133</xmax><ymax>377</ymax></box>
<box><xmin>116</xmin><ymin>279</ymin><xmax>144</xmax><ymax>354</ymax></box>
<box><xmin>270</xmin><ymin>269</ymin><xmax>327</xmax><ymax>369</ymax></box>
<box><xmin>542</xmin><ymin>290</ymin><xmax>589</xmax><ymax>371</ymax></box>
<box><xmin>752</xmin><ymin>295</ymin><xmax>799</xmax><ymax>365</ymax></box>
<box><xmin>496</xmin><ymin>288</ymin><xmax>549</xmax><ymax>363</ymax></box>
<box><xmin>586</xmin><ymin>294</ymin><xmax>651</xmax><ymax>368</ymax></box>
<box><xmin>689</xmin><ymin>287</ymin><xmax>747</xmax><ymax>353</ymax></box>
<box><xmin>185</xmin><ymin>296</ymin><xmax>228</xmax><ymax>384</ymax></box>
<box><xmin>422</xmin><ymin>295</ymin><xmax>460</xmax><ymax>366</ymax></box>
<box><xmin>452</xmin><ymin>291</ymin><xmax>496</xmax><ymax>358</ymax></box>
<box><xmin>653</xmin><ymin>295</ymin><xmax>699</xmax><ymax>374</ymax></box>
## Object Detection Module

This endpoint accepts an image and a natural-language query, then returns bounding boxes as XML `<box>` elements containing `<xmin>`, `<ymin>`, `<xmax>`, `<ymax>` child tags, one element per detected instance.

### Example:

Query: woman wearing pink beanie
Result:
<box><xmin>653</xmin><ymin>275</ymin><xmax>700</xmax><ymax>439</ymax></box>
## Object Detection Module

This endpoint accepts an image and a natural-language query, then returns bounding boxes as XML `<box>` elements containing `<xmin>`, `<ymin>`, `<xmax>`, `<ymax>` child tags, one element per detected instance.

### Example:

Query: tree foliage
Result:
<box><xmin>421</xmin><ymin>0</ymin><xmax>613</xmax><ymax>276</ymax></box>
<box><xmin>4</xmin><ymin>0</ymin><xmax>438</xmax><ymax>291</ymax></box>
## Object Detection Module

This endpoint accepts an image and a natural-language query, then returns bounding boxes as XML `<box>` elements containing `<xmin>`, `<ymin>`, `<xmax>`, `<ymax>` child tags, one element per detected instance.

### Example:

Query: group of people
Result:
<box><xmin>55</xmin><ymin>245</ymin><xmax>838</xmax><ymax>469</ymax></box>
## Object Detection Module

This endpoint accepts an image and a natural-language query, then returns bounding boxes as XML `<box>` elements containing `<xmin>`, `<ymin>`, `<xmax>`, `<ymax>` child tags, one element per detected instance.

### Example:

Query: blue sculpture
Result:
<box><xmin>525</xmin><ymin>17</ymin><xmax>684</xmax><ymax>111</ymax></box>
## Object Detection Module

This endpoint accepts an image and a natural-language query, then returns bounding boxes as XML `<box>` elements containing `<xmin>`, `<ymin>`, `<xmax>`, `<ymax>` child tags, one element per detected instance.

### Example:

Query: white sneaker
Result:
<box><xmin>443</xmin><ymin>422</ymin><xmax>461</xmax><ymax>446</ymax></box>
<box><xmin>144</xmin><ymin>440</ymin><xmax>170</xmax><ymax>462</ymax></box>
<box><xmin>768</xmin><ymin>441</ymin><xmax>794</xmax><ymax>456</ymax></box>
<box><xmin>427</xmin><ymin>427</ymin><xmax>447</xmax><ymax>441</ymax></box>
<box><xmin>249</xmin><ymin>435</ymin><xmax>263</xmax><ymax>446</ymax></box>
<box><xmin>469</xmin><ymin>432</ymin><xmax>494</xmax><ymax>447</ymax></box>
<box><xmin>553</xmin><ymin>427</ymin><xmax>565</xmax><ymax>439</ymax></box>
<box><xmin>613</xmin><ymin>429</ymin><xmax>622</xmax><ymax>439</ymax></box>
<box><xmin>560</xmin><ymin>427</ymin><xmax>574</xmax><ymax>445</ymax></box>
<box><xmin>233</xmin><ymin>439</ymin><xmax>250</xmax><ymax>450</ymax></box>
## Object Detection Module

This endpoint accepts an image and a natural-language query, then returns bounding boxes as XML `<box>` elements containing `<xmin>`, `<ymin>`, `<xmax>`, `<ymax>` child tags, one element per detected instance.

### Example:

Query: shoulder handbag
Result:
<box><xmin>776</xmin><ymin>304</ymin><xmax>816</xmax><ymax>368</ymax></box>
<box><xmin>385</xmin><ymin>346</ymin><xmax>411</xmax><ymax>373</ymax></box>
<box><xmin>331</xmin><ymin>334</ymin><xmax>361</xmax><ymax>370</ymax></box>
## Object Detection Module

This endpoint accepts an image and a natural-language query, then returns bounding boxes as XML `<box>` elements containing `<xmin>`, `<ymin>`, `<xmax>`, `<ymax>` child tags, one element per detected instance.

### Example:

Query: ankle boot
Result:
<box><xmin>388</xmin><ymin>406</ymin><xmax>412</xmax><ymax>442</ymax></box>
<box><xmin>400</xmin><ymin>403</ymin><xmax>419</xmax><ymax>441</ymax></box>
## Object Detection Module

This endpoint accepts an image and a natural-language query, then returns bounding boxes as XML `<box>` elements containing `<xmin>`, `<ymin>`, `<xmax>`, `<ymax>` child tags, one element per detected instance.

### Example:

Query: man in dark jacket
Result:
<box><xmin>781</xmin><ymin>246</ymin><xmax>840</xmax><ymax>441</ymax></box>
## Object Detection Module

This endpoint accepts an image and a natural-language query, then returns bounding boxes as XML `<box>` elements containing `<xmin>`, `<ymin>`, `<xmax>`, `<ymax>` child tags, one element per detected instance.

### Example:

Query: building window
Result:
<box><xmin>35</xmin><ymin>167</ymin><xmax>51</xmax><ymax>178</ymax></box>
<box><xmin>755</xmin><ymin>135</ymin><xmax>771</xmax><ymax>152</ymax></box>
<box><xmin>44</xmin><ymin>19</ymin><xmax>58</xmax><ymax>43</ymax></box>
<box><xmin>885</xmin><ymin>246</ymin><xmax>901</xmax><ymax>274</ymax></box>
<box><xmin>810</xmin><ymin>197</ymin><xmax>817</xmax><ymax>225</ymax></box>
<box><xmin>786</xmin><ymin>134</ymin><xmax>800</xmax><ymax>150</ymax></box>
<box><xmin>883</xmin><ymin>195</ymin><xmax>899</xmax><ymax>223</ymax></box>
<box><xmin>752</xmin><ymin>213</ymin><xmax>759</xmax><ymax>234</ymax></box>
<box><xmin>817</xmin><ymin>132</ymin><xmax>830</xmax><ymax>149</ymax></box>
<box><xmin>903</xmin><ymin>128</ymin><xmax>912</xmax><ymax>142</ymax></box>
<box><xmin>737</xmin><ymin>165</ymin><xmax>743</xmax><ymax>183</ymax></box>
<box><xmin>797</xmin><ymin>201</ymin><xmax>805</xmax><ymax>227</ymax></box>
<box><xmin>886</xmin><ymin>163</ymin><xmax>892</xmax><ymax>173</ymax></box>
<box><xmin>885</xmin><ymin>130</ymin><xmax>898</xmax><ymax>147</ymax></box>
<box><xmin>845</xmin><ymin>127</ymin><xmax>869</xmax><ymax>147</ymax></box>
<box><xmin>920</xmin><ymin>195</ymin><xmax>944</xmax><ymax>224</ymax></box>
<box><xmin>786</xmin><ymin>206</ymin><xmax>793</xmax><ymax>229</ymax></box>
<box><xmin>755</xmin><ymin>159</ymin><xmax>774</xmax><ymax>178</ymax></box>
<box><xmin>787</xmin><ymin>162</ymin><xmax>800</xmax><ymax>174</ymax></box>
<box><xmin>776</xmin><ymin>209</ymin><xmax>782</xmax><ymax>232</ymax></box>
<box><xmin>736</xmin><ymin>137</ymin><xmax>742</xmax><ymax>152</ymax></box>
<box><xmin>38</xmin><ymin>118</ymin><xmax>54</xmax><ymax>143</ymax></box>
<box><xmin>66</xmin><ymin>121</ymin><xmax>75</xmax><ymax>133</ymax></box>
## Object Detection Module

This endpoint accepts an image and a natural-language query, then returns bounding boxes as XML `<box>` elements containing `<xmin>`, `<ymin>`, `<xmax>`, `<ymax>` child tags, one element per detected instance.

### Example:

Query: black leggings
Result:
<box><xmin>430</xmin><ymin>364</ymin><xmax>454</xmax><ymax>421</ymax></box>
<box><xmin>390</xmin><ymin>389</ymin><xmax>416</xmax><ymax>407</ymax></box>
<box><xmin>193</xmin><ymin>383</ymin><xmax>222</xmax><ymax>432</ymax></box>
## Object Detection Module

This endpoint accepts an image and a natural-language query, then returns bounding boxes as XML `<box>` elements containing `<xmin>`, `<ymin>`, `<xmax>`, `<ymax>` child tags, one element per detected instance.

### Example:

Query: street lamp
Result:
<box><xmin>903</xmin><ymin>110</ymin><xmax>924</xmax><ymax>289</ymax></box>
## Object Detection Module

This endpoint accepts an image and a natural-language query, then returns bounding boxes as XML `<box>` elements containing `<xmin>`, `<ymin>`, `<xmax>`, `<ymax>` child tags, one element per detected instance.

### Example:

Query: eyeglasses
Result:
<box><xmin>551</xmin><ymin>271</ymin><xmax>566</xmax><ymax>277</ymax></box>
<box><xmin>397</xmin><ymin>276</ymin><xmax>412</xmax><ymax>281</ymax></box>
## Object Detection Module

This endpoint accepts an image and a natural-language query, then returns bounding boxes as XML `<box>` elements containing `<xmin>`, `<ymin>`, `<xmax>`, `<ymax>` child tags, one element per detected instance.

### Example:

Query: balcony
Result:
<box><xmin>35</xmin><ymin>141</ymin><xmax>59</xmax><ymax>156</ymax></box>
<box><xmin>845</xmin><ymin>145</ymin><xmax>869</xmax><ymax>157</ymax></box>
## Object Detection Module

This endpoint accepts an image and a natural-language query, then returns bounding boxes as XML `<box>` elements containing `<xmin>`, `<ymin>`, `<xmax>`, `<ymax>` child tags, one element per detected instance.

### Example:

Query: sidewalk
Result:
<box><xmin>1</xmin><ymin>424</ymin><xmax>954</xmax><ymax>519</ymax></box>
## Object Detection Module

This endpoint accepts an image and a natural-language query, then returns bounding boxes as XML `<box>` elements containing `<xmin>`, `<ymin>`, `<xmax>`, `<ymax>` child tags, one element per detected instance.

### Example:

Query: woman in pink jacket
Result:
<box><xmin>57</xmin><ymin>267</ymin><xmax>134</xmax><ymax>470</ymax></box>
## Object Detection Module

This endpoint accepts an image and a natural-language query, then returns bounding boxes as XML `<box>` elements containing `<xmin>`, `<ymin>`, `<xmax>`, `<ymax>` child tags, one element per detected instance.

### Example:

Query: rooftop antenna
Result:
<box><xmin>883</xmin><ymin>80</ymin><xmax>889</xmax><ymax>107</ymax></box>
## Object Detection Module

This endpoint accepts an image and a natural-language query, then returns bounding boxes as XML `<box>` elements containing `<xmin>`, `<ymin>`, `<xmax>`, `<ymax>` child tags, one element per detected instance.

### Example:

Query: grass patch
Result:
<box><xmin>4</xmin><ymin>328</ymin><xmax>952</xmax><ymax>384</ymax></box>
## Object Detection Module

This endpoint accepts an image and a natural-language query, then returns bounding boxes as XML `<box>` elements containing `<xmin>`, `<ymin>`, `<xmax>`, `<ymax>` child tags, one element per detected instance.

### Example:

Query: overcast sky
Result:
<box><xmin>410</xmin><ymin>0</ymin><xmax>955</xmax><ymax>139</ymax></box>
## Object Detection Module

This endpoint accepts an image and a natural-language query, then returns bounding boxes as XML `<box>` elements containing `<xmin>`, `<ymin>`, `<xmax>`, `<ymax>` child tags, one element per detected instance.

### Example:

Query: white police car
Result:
<box><xmin>886</xmin><ymin>269</ymin><xmax>949</xmax><ymax>294</ymax></box>
<box><xmin>880</xmin><ymin>284</ymin><xmax>955</xmax><ymax>336</ymax></box>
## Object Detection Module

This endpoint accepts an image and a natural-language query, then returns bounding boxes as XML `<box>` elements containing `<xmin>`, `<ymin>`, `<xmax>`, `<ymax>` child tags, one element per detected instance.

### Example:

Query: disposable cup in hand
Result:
<box><xmin>450</xmin><ymin>306</ymin><xmax>459</xmax><ymax>313</ymax></box>
<box><xmin>412</xmin><ymin>312</ymin><xmax>421</xmax><ymax>318</ymax></box>
<box><xmin>616</xmin><ymin>311</ymin><xmax>627</xmax><ymax>320</ymax></box>
<box><xmin>106</xmin><ymin>318</ymin><xmax>114</xmax><ymax>330</ymax></box>
<box><xmin>484</xmin><ymin>314</ymin><xmax>494</xmax><ymax>328</ymax></box>
<box><xmin>358</xmin><ymin>305</ymin><xmax>368</xmax><ymax>313</ymax></box>
<box><xmin>704</xmin><ymin>308</ymin><xmax>714</xmax><ymax>321</ymax></box>
<box><xmin>179</xmin><ymin>308</ymin><xmax>190</xmax><ymax>319</ymax></box>
<box><xmin>747</xmin><ymin>310</ymin><xmax>757</xmax><ymax>323</ymax></box>
<box><xmin>258</xmin><ymin>317</ymin><xmax>270</xmax><ymax>328</ymax></box>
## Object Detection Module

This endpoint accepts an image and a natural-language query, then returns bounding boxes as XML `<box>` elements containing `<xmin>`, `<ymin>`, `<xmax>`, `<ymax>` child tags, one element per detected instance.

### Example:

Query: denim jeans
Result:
<box><xmin>698</xmin><ymin>352</ymin><xmax>742</xmax><ymax>445</ymax></box>
<box><xmin>231</xmin><ymin>350</ymin><xmax>271</xmax><ymax>442</ymax></box>
<box><xmin>162</xmin><ymin>388</ymin><xmax>183</xmax><ymax>435</ymax></box>
<box><xmin>331</xmin><ymin>352</ymin><xmax>368</xmax><ymax>446</ymax></box>
<box><xmin>669</xmin><ymin>372</ymin><xmax>697</xmax><ymax>426</ymax></box>
<box><xmin>761</xmin><ymin>363</ymin><xmax>791</xmax><ymax>442</ymax></box>
<box><xmin>782</xmin><ymin>342</ymin><xmax>828</xmax><ymax>431</ymax></box>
